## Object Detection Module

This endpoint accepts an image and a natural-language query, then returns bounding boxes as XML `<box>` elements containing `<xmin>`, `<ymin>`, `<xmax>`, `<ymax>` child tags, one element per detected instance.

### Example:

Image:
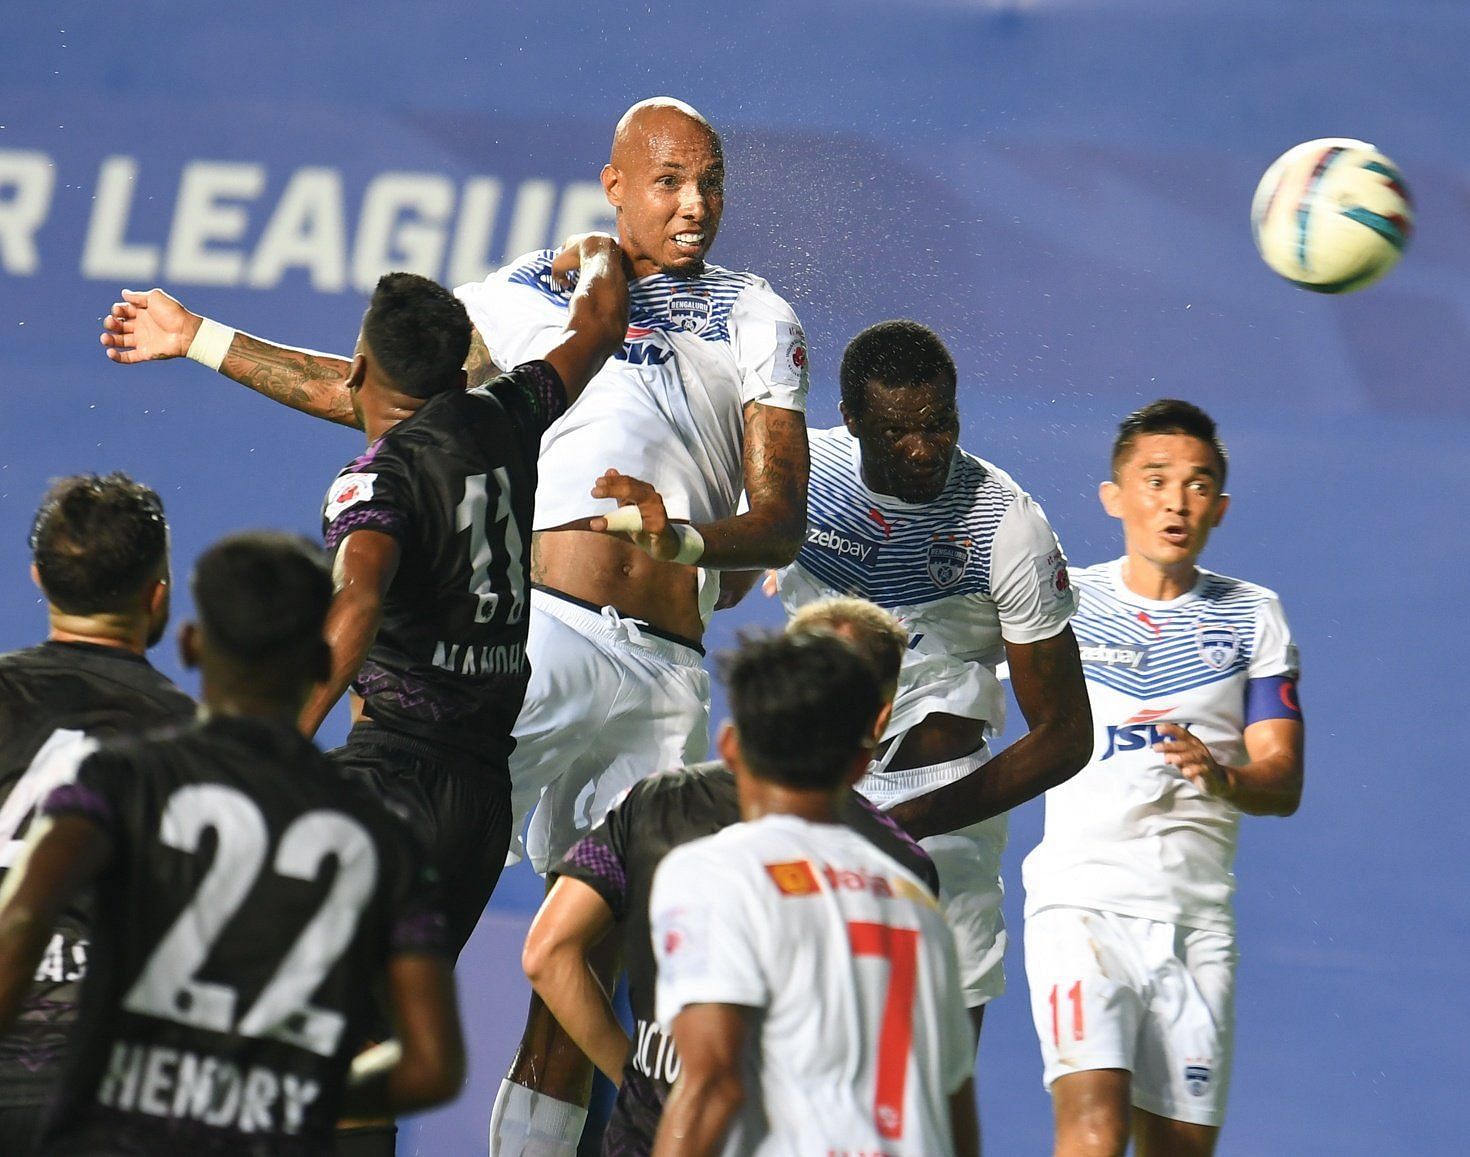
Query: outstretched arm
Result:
<box><xmin>101</xmin><ymin>288</ymin><xmax>502</xmax><ymax>427</ymax></box>
<box><xmin>299</xmin><ymin>530</ymin><xmax>401</xmax><ymax>738</ymax></box>
<box><xmin>887</xmin><ymin>627</ymin><xmax>1093</xmax><ymax>839</ymax></box>
<box><xmin>522</xmin><ymin>877</ymin><xmax>628</xmax><ymax>1084</ymax></box>
<box><xmin>0</xmin><ymin>816</ymin><xmax>111</xmax><ymax>1033</ymax></box>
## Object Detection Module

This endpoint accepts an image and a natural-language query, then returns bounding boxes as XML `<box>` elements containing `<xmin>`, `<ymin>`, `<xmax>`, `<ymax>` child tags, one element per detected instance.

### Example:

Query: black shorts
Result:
<box><xmin>330</xmin><ymin>724</ymin><xmax>511</xmax><ymax>961</ymax></box>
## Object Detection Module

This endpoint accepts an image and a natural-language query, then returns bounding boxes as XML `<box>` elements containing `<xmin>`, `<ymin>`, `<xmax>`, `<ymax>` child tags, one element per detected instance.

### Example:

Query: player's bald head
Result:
<box><xmin>610</xmin><ymin>98</ymin><xmax>720</xmax><ymax>167</ymax></box>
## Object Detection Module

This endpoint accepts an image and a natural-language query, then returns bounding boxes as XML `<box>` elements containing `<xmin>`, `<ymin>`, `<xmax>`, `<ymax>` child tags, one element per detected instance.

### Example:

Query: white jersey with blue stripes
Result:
<box><xmin>456</xmin><ymin>250</ymin><xmax>808</xmax><ymax>534</ymax></box>
<box><xmin>777</xmin><ymin>425</ymin><xmax>1076</xmax><ymax>742</ymax></box>
<box><xmin>1022</xmin><ymin>558</ymin><xmax>1300</xmax><ymax>932</ymax></box>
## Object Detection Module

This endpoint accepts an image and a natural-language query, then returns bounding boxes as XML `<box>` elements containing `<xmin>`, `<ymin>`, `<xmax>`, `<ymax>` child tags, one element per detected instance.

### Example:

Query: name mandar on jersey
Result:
<box><xmin>779</xmin><ymin>424</ymin><xmax>1076</xmax><ymax>749</ymax></box>
<box><xmin>0</xmin><ymin>642</ymin><xmax>194</xmax><ymax>1113</ymax></box>
<box><xmin>651</xmin><ymin>815</ymin><xmax>970</xmax><ymax>1156</ymax></box>
<box><xmin>552</xmin><ymin>762</ymin><xmax>940</xmax><ymax>1154</ymax></box>
<box><xmin>321</xmin><ymin>361</ymin><xmax>567</xmax><ymax>761</ymax></box>
<box><xmin>457</xmin><ymin>251</ymin><xmax>809</xmax><ymax>609</ymax></box>
<box><xmin>1022</xmin><ymin>559</ymin><xmax>1303</xmax><ymax>934</ymax></box>
<box><xmin>36</xmin><ymin>716</ymin><xmax>448</xmax><ymax>1153</ymax></box>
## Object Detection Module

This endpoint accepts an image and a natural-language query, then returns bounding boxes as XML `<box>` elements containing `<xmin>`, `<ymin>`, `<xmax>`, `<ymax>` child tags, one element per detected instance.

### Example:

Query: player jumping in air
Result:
<box><xmin>0</xmin><ymin>474</ymin><xmax>195</xmax><ymax>1154</ymax></box>
<box><xmin>648</xmin><ymin>631</ymin><xmax>978</xmax><ymax>1157</ymax></box>
<box><xmin>1021</xmin><ymin>400</ymin><xmax>1305</xmax><ymax>1156</ymax></box>
<box><xmin>0</xmin><ymin>533</ymin><xmax>465</xmax><ymax>1155</ymax></box>
<box><xmin>101</xmin><ymin>97</ymin><xmax>810</xmax><ymax>1156</ymax></box>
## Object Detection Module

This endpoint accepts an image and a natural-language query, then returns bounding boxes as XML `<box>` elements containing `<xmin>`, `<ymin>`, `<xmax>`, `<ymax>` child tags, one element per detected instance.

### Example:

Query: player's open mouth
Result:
<box><xmin>1160</xmin><ymin>525</ymin><xmax>1190</xmax><ymax>545</ymax></box>
<box><xmin>672</xmin><ymin>232</ymin><xmax>706</xmax><ymax>254</ymax></box>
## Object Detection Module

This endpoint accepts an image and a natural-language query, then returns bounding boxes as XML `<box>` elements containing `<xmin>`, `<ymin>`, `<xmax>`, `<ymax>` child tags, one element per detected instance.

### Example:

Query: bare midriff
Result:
<box><xmin>880</xmin><ymin>711</ymin><xmax>988</xmax><ymax>772</ymax></box>
<box><xmin>534</xmin><ymin>529</ymin><xmax>705</xmax><ymax>642</ymax></box>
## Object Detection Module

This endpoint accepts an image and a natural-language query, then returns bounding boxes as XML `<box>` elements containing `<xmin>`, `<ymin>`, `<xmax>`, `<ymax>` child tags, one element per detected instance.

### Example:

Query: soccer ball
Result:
<box><xmin>1250</xmin><ymin>138</ymin><xmax>1413</xmax><ymax>293</ymax></box>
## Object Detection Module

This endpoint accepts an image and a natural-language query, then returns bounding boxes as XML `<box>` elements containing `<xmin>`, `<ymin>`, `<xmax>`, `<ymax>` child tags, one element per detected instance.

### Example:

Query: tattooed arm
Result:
<box><xmin>587</xmin><ymin>401</ymin><xmax>809</xmax><ymax>569</ymax></box>
<box><xmin>102</xmin><ymin>288</ymin><xmax>499</xmax><ymax>428</ymax></box>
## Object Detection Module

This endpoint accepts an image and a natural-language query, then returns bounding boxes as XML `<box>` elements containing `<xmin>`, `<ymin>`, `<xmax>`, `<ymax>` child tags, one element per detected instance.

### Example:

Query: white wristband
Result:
<box><xmin>671</xmin><ymin>523</ymin><xmax>705</xmax><ymax>565</ymax></box>
<box><xmin>186</xmin><ymin>318</ymin><xmax>237</xmax><ymax>371</ymax></box>
<box><xmin>602</xmin><ymin>505</ymin><xmax>644</xmax><ymax>534</ymax></box>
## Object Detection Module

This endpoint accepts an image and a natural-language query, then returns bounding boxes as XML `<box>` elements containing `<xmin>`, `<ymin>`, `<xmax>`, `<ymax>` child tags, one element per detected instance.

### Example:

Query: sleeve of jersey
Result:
<box><xmin>1245</xmin><ymin>595</ymin><xmax>1304</xmax><ymax>725</ymax></box>
<box><xmin>551</xmin><ymin>809</ymin><xmax>630</xmax><ymax>922</ymax></box>
<box><xmin>483</xmin><ymin>360</ymin><xmax>570</xmax><ymax>444</ymax></box>
<box><xmin>728</xmin><ymin>281</ymin><xmax>810</xmax><ymax>412</ymax></box>
<box><xmin>38</xmin><ymin>746</ymin><xmax>117</xmax><ymax>836</ymax></box>
<box><xmin>988</xmin><ymin>493</ymin><xmax>1079</xmax><ymax>645</ymax></box>
<box><xmin>454</xmin><ymin>250</ymin><xmax>563</xmax><ymax>371</ymax></box>
<box><xmin>321</xmin><ymin>451</ymin><xmax>412</xmax><ymax>554</ymax></box>
<box><xmin>651</xmin><ymin>845</ymin><xmax>768</xmax><ymax>1025</ymax></box>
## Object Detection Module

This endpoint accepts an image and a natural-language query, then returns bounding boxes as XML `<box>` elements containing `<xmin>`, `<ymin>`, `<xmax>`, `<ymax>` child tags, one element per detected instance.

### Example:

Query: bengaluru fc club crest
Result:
<box><xmin>668</xmin><ymin>293</ymin><xmax>712</xmax><ymax>333</ymax></box>
<box><xmin>1195</xmin><ymin>624</ymin><xmax>1238</xmax><ymax>670</ymax></box>
<box><xmin>1184</xmin><ymin>1062</ymin><xmax>1212</xmax><ymax>1096</ymax></box>
<box><xmin>927</xmin><ymin>535</ymin><xmax>971</xmax><ymax>588</ymax></box>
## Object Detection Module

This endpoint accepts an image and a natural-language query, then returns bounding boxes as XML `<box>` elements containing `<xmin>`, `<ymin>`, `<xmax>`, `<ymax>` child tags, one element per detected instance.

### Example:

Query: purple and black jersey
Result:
<box><xmin>36</xmin><ymin>716</ymin><xmax>448</xmax><ymax>1155</ymax></box>
<box><xmin>321</xmin><ymin>360</ymin><xmax>567</xmax><ymax>761</ymax></box>
<box><xmin>0</xmin><ymin>643</ymin><xmax>193</xmax><ymax>1117</ymax></box>
<box><xmin>552</xmin><ymin>761</ymin><xmax>939</xmax><ymax>1156</ymax></box>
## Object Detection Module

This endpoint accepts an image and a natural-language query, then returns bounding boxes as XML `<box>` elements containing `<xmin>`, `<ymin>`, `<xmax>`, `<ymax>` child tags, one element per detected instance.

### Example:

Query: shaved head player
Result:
<box><xmin>101</xmin><ymin>96</ymin><xmax>811</xmax><ymax>1155</ymax></box>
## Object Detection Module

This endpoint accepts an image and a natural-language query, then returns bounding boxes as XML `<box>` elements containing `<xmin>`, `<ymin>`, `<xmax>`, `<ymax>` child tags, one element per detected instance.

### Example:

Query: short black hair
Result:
<box><xmin>840</xmin><ymin>320</ymin><xmax>958</xmax><ymax>419</ymax></box>
<box><xmin>719</xmin><ymin>632</ymin><xmax>885</xmax><ymax>790</ymax></box>
<box><xmin>191</xmin><ymin>532</ymin><xmax>332</xmax><ymax>667</ymax></box>
<box><xmin>30</xmin><ymin>473</ymin><xmax>168</xmax><ymax>615</ymax></box>
<box><xmin>1112</xmin><ymin>399</ymin><xmax>1229</xmax><ymax>485</ymax></box>
<box><xmin>361</xmin><ymin>272</ymin><xmax>472</xmax><ymax>399</ymax></box>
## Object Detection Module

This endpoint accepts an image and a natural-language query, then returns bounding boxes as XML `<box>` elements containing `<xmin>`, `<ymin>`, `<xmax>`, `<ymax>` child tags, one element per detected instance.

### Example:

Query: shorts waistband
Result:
<box><xmin>532</xmin><ymin>585</ymin><xmax>706</xmax><ymax>664</ymax></box>
<box><xmin>859</xmin><ymin>743</ymin><xmax>991</xmax><ymax>799</ymax></box>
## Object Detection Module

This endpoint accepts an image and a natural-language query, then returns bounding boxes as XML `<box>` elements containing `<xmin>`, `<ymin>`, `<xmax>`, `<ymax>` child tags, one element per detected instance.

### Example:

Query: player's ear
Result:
<box><xmin>870</xmin><ymin>701</ymin><xmax>893</xmax><ymax>745</ymax></box>
<box><xmin>600</xmin><ymin>163</ymin><xmax>622</xmax><ymax>209</ymax></box>
<box><xmin>1099</xmin><ymin>479</ymin><xmax>1123</xmax><ymax>519</ymax></box>
<box><xmin>178</xmin><ymin>622</ymin><xmax>202</xmax><ymax>670</ymax></box>
<box><xmin>455</xmin><ymin>368</ymin><xmax>469</xmax><ymax>393</ymax></box>
<box><xmin>839</xmin><ymin>401</ymin><xmax>860</xmax><ymax>438</ymax></box>
<box><xmin>716</xmin><ymin>720</ymin><xmax>741</xmax><ymax>770</ymax></box>
<box><xmin>29</xmin><ymin>562</ymin><xmax>41</xmax><ymax>592</ymax></box>
<box><xmin>345</xmin><ymin>353</ymin><xmax>368</xmax><ymax>393</ymax></box>
<box><xmin>1212</xmin><ymin>492</ymin><xmax>1231</xmax><ymax>527</ymax></box>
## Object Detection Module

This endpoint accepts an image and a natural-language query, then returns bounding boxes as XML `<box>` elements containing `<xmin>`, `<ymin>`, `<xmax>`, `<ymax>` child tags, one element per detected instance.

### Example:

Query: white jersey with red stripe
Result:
<box><xmin>651</xmin><ymin>814</ymin><xmax>971</xmax><ymax>1156</ymax></box>
<box><xmin>1022</xmin><ymin>559</ymin><xmax>1302</xmax><ymax>933</ymax></box>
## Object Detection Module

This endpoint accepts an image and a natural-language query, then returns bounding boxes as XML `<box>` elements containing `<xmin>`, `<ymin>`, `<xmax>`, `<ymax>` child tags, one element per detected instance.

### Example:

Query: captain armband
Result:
<box><xmin>1244</xmin><ymin>675</ymin><xmax>1303</xmax><ymax>725</ymax></box>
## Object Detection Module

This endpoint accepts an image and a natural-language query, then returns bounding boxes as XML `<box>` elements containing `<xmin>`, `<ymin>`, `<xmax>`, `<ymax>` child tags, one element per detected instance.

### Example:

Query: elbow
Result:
<box><xmin>761</xmin><ymin>514</ymin><xmax>806</xmax><ymax>567</ymax></box>
<box><xmin>1053</xmin><ymin>708</ymin><xmax>1095</xmax><ymax>786</ymax></box>
<box><xmin>415</xmin><ymin>1046</ymin><xmax>467</xmax><ymax>1110</ymax></box>
<box><xmin>521</xmin><ymin>931</ymin><xmax>552</xmax><ymax>991</ymax></box>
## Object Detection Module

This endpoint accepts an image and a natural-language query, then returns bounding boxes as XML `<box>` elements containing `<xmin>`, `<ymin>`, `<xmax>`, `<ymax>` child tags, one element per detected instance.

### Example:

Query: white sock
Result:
<box><xmin>487</xmin><ymin>1078</ymin><xmax>588</xmax><ymax>1157</ymax></box>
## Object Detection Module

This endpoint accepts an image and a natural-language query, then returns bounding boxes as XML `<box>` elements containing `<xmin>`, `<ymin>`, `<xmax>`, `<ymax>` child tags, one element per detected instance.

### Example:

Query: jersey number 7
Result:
<box><xmin>848</xmin><ymin>921</ymin><xmax>919</xmax><ymax>1142</ymax></box>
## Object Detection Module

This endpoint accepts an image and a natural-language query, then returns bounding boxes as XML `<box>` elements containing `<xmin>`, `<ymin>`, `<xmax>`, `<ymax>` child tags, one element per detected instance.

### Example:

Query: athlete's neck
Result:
<box><xmin>1120</xmin><ymin>555</ymin><xmax>1199</xmax><ymax>602</ymax></box>
<box><xmin>47</xmin><ymin>612</ymin><xmax>150</xmax><ymax>656</ymax></box>
<box><xmin>737</xmin><ymin>781</ymin><xmax>846</xmax><ymax>826</ymax></box>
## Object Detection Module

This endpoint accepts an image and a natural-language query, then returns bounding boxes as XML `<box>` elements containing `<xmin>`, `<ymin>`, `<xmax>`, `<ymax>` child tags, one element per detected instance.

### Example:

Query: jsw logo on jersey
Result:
<box><xmin>1101</xmin><ymin>707</ymin><xmax>1189</xmax><ymax>760</ymax></box>
<box><xmin>616</xmin><ymin>324</ymin><xmax>674</xmax><ymax>366</ymax></box>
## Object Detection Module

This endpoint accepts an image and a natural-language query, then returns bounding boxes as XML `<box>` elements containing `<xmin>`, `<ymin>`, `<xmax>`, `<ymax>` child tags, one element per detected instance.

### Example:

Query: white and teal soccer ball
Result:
<box><xmin>1250</xmin><ymin>138</ymin><xmax>1413</xmax><ymax>293</ymax></box>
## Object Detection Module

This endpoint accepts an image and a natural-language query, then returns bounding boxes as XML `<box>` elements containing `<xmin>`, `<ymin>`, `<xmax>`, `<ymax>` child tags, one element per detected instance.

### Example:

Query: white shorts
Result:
<box><xmin>511</xmin><ymin>588</ymin><xmax>710</xmax><ymax>874</ymax></box>
<box><xmin>1024</xmin><ymin>905</ymin><xmax>1237</xmax><ymax>1127</ymax></box>
<box><xmin>858</xmin><ymin>748</ymin><xmax>1007</xmax><ymax>1007</ymax></box>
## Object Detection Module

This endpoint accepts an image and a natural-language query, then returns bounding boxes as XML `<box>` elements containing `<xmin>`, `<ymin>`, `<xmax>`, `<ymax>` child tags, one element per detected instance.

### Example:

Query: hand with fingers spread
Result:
<box><xmin>100</xmin><ymin>288</ymin><xmax>203</xmax><ymax>363</ymax></box>
<box><xmin>1154</xmin><ymin>723</ymin><xmax>1232</xmax><ymax>798</ymax></box>
<box><xmin>587</xmin><ymin>469</ymin><xmax>685</xmax><ymax>562</ymax></box>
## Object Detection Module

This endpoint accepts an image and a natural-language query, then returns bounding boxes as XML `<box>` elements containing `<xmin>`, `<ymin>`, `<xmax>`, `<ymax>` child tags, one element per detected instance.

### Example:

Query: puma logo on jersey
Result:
<box><xmin>866</xmin><ymin>507</ymin><xmax>896</xmax><ymax>538</ymax></box>
<box><xmin>805</xmin><ymin>525</ymin><xmax>883</xmax><ymax>564</ymax></box>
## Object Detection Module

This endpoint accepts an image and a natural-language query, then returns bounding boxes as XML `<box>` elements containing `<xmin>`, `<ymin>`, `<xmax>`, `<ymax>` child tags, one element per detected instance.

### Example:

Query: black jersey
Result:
<box><xmin>552</xmin><ymin>761</ymin><xmax>939</xmax><ymax>1156</ymax></box>
<box><xmin>321</xmin><ymin>361</ymin><xmax>566</xmax><ymax>761</ymax></box>
<box><xmin>0</xmin><ymin>642</ymin><xmax>194</xmax><ymax>1112</ymax></box>
<box><xmin>36</xmin><ymin>716</ymin><xmax>449</xmax><ymax>1156</ymax></box>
